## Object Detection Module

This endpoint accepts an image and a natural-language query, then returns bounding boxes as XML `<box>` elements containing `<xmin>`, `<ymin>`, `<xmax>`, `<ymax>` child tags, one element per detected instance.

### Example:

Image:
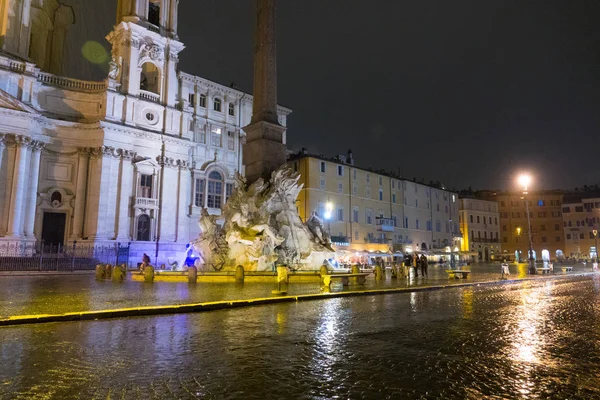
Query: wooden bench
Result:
<box><xmin>446</xmin><ymin>270</ymin><xmax>470</xmax><ymax>279</ymax></box>
<box><xmin>536</xmin><ymin>267</ymin><xmax>551</xmax><ymax>274</ymax></box>
<box><xmin>322</xmin><ymin>273</ymin><xmax>370</xmax><ymax>287</ymax></box>
<box><xmin>561</xmin><ymin>266</ymin><xmax>573</xmax><ymax>272</ymax></box>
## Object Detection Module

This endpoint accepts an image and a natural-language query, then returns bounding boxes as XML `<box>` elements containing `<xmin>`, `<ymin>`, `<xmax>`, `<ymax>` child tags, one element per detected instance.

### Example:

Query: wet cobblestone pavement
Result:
<box><xmin>0</xmin><ymin>263</ymin><xmax>591</xmax><ymax>317</ymax></box>
<box><xmin>1</xmin><ymin>274</ymin><xmax>600</xmax><ymax>399</ymax></box>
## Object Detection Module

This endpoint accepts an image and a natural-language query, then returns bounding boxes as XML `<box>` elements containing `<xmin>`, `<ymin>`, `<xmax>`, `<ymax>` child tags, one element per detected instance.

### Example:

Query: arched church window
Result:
<box><xmin>148</xmin><ymin>0</ymin><xmax>161</xmax><ymax>26</ymax></box>
<box><xmin>137</xmin><ymin>214</ymin><xmax>151</xmax><ymax>241</ymax></box>
<box><xmin>140</xmin><ymin>62</ymin><xmax>160</xmax><ymax>94</ymax></box>
<box><xmin>207</xmin><ymin>171</ymin><xmax>223</xmax><ymax>208</ymax></box>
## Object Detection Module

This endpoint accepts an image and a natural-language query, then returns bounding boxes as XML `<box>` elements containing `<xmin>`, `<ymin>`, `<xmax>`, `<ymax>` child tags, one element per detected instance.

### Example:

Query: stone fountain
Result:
<box><xmin>192</xmin><ymin>169</ymin><xmax>334</xmax><ymax>271</ymax></box>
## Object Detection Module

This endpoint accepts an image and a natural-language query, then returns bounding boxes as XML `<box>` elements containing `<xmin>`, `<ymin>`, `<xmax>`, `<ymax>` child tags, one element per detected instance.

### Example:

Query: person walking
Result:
<box><xmin>413</xmin><ymin>253</ymin><xmax>419</xmax><ymax>277</ymax></box>
<box><xmin>421</xmin><ymin>254</ymin><xmax>428</xmax><ymax>277</ymax></box>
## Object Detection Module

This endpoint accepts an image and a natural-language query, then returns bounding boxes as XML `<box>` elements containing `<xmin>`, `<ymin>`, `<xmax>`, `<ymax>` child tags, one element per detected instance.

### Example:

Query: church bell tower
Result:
<box><xmin>106</xmin><ymin>0</ymin><xmax>184</xmax><ymax>108</ymax></box>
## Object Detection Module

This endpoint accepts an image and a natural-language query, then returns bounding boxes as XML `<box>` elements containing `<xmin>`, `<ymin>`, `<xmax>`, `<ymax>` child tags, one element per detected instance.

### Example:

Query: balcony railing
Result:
<box><xmin>134</xmin><ymin>197</ymin><xmax>159</xmax><ymax>209</ymax></box>
<box><xmin>365</xmin><ymin>237</ymin><xmax>390</xmax><ymax>244</ymax></box>
<box><xmin>471</xmin><ymin>238</ymin><xmax>500</xmax><ymax>243</ymax></box>
<box><xmin>139</xmin><ymin>90</ymin><xmax>161</xmax><ymax>103</ymax></box>
<box><xmin>37</xmin><ymin>72</ymin><xmax>106</xmax><ymax>92</ymax></box>
<box><xmin>376</xmin><ymin>217</ymin><xmax>396</xmax><ymax>232</ymax></box>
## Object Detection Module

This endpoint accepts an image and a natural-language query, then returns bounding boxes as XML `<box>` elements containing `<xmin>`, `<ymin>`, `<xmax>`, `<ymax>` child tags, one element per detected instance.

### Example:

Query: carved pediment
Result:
<box><xmin>0</xmin><ymin>89</ymin><xmax>36</xmax><ymax>113</ymax></box>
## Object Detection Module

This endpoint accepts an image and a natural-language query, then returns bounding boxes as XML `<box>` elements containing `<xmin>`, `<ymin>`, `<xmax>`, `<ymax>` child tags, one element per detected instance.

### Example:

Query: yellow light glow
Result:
<box><xmin>516</xmin><ymin>227</ymin><xmax>522</xmax><ymax>235</ymax></box>
<box><xmin>517</xmin><ymin>173</ymin><xmax>532</xmax><ymax>190</ymax></box>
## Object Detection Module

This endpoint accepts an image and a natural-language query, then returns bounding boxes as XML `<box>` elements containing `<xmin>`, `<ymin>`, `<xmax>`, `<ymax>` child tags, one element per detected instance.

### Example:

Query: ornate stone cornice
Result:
<box><xmin>156</xmin><ymin>155</ymin><xmax>189</xmax><ymax>169</ymax></box>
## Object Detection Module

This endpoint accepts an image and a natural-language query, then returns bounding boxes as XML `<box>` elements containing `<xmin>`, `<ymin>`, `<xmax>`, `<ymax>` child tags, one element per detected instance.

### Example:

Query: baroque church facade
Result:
<box><xmin>0</xmin><ymin>0</ymin><xmax>291</xmax><ymax>263</ymax></box>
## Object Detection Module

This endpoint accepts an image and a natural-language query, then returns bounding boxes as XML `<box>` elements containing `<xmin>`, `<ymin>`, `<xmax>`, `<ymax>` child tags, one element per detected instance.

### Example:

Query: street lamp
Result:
<box><xmin>593</xmin><ymin>229</ymin><xmax>598</xmax><ymax>265</ymax></box>
<box><xmin>518</xmin><ymin>173</ymin><xmax>536</xmax><ymax>274</ymax></box>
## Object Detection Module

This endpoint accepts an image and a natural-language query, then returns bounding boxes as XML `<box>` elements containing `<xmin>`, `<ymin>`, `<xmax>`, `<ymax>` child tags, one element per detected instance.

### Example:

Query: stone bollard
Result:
<box><xmin>320</xmin><ymin>264</ymin><xmax>329</xmax><ymax>285</ymax></box>
<box><xmin>104</xmin><ymin>264</ymin><xmax>112</xmax><ymax>279</ymax></box>
<box><xmin>235</xmin><ymin>265</ymin><xmax>245</xmax><ymax>284</ymax></box>
<box><xmin>391</xmin><ymin>264</ymin><xmax>398</xmax><ymax>279</ymax></box>
<box><xmin>144</xmin><ymin>265</ymin><xmax>155</xmax><ymax>283</ymax></box>
<box><xmin>375</xmin><ymin>265</ymin><xmax>384</xmax><ymax>280</ymax></box>
<box><xmin>188</xmin><ymin>266</ymin><xmax>197</xmax><ymax>284</ymax></box>
<box><xmin>273</xmin><ymin>265</ymin><xmax>289</xmax><ymax>295</ymax></box>
<box><xmin>112</xmin><ymin>265</ymin><xmax>125</xmax><ymax>283</ymax></box>
<box><xmin>350</xmin><ymin>264</ymin><xmax>361</xmax><ymax>285</ymax></box>
<box><xmin>95</xmin><ymin>264</ymin><xmax>105</xmax><ymax>280</ymax></box>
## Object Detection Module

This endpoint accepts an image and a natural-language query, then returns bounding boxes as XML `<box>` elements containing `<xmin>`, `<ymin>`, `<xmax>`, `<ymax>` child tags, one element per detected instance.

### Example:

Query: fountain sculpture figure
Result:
<box><xmin>192</xmin><ymin>167</ymin><xmax>333</xmax><ymax>271</ymax></box>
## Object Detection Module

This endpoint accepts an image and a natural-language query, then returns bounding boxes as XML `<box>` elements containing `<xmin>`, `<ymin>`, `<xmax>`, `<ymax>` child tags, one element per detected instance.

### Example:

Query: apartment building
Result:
<box><xmin>459</xmin><ymin>197</ymin><xmax>501</xmax><ymax>261</ymax></box>
<box><xmin>288</xmin><ymin>150</ymin><xmax>460</xmax><ymax>254</ymax></box>
<box><xmin>479</xmin><ymin>190</ymin><xmax>565</xmax><ymax>261</ymax></box>
<box><xmin>561</xmin><ymin>195</ymin><xmax>600</xmax><ymax>259</ymax></box>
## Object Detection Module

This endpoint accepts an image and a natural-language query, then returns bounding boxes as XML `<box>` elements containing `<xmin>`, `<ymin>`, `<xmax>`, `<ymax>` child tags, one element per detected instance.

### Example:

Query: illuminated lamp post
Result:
<box><xmin>518</xmin><ymin>174</ymin><xmax>536</xmax><ymax>274</ymax></box>
<box><xmin>593</xmin><ymin>229</ymin><xmax>598</xmax><ymax>265</ymax></box>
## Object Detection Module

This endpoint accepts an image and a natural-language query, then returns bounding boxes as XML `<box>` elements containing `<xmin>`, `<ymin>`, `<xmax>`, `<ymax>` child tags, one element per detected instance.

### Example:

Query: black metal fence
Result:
<box><xmin>0</xmin><ymin>242</ymin><xmax>131</xmax><ymax>272</ymax></box>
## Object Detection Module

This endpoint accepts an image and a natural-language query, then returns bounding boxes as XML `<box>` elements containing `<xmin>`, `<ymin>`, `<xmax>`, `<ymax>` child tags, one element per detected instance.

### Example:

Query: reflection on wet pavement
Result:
<box><xmin>0</xmin><ymin>263</ymin><xmax>590</xmax><ymax>317</ymax></box>
<box><xmin>1</xmin><ymin>275</ymin><xmax>600</xmax><ymax>399</ymax></box>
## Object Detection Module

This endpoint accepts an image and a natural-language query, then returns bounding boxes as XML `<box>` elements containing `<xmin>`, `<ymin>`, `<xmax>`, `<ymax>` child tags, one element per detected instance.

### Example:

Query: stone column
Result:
<box><xmin>157</xmin><ymin>156</ymin><xmax>178</xmax><ymax>242</ymax></box>
<box><xmin>116</xmin><ymin>150</ymin><xmax>136</xmax><ymax>240</ymax></box>
<box><xmin>176</xmin><ymin>161</ymin><xmax>190</xmax><ymax>242</ymax></box>
<box><xmin>243</xmin><ymin>0</ymin><xmax>287</xmax><ymax>184</ymax></box>
<box><xmin>6</xmin><ymin>135</ymin><xmax>31</xmax><ymax>237</ymax></box>
<box><xmin>0</xmin><ymin>134</ymin><xmax>7</xmax><ymax>234</ymax></box>
<box><xmin>84</xmin><ymin>147</ymin><xmax>104</xmax><ymax>239</ymax></box>
<box><xmin>23</xmin><ymin>141</ymin><xmax>44</xmax><ymax>238</ymax></box>
<box><xmin>71</xmin><ymin>148</ymin><xmax>89</xmax><ymax>239</ymax></box>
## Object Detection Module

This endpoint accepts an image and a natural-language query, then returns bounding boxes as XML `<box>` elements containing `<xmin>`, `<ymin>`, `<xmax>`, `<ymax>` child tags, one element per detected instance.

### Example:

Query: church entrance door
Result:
<box><xmin>41</xmin><ymin>212</ymin><xmax>66</xmax><ymax>248</ymax></box>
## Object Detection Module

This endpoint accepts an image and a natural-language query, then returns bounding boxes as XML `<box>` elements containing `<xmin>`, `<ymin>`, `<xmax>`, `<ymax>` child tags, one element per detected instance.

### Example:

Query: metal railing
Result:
<box><xmin>0</xmin><ymin>242</ymin><xmax>130</xmax><ymax>272</ymax></box>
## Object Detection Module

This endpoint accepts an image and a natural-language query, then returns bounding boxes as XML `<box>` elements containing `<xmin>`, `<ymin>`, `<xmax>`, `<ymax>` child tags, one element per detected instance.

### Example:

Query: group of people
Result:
<box><xmin>404</xmin><ymin>253</ymin><xmax>428</xmax><ymax>277</ymax></box>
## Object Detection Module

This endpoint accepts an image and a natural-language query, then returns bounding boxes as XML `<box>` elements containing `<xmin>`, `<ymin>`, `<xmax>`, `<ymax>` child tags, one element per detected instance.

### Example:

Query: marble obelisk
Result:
<box><xmin>243</xmin><ymin>0</ymin><xmax>287</xmax><ymax>184</ymax></box>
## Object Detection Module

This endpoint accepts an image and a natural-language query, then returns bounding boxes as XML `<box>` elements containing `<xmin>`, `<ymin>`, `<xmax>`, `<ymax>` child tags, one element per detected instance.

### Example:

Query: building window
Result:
<box><xmin>140</xmin><ymin>174</ymin><xmax>153</xmax><ymax>198</ymax></box>
<box><xmin>392</xmin><ymin>193</ymin><xmax>396</xmax><ymax>203</ymax></box>
<box><xmin>541</xmin><ymin>224</ymin><xmax>546</xmax><ymax>231</ymax></box>
<box><xmin>366</xmin><ymin>173</ymin><xmax>370</xmax><ymax>183</ymax></box>
<box><xmin>227</xmin><ymin>131</ymin><xmax>235</xmax><ymax>150</ymax></box>
<box><xmin>353</xmin><ymin>169</ymin><xmax>356</xmax><ymax>180</ymax></box>
<box><xmin>379</xmin><ymin>189</ymin><xmax>383</xmax><ymax>201</ymax></box>
<box><xmin>136</xmin><ymin>214</ymin><xmax>151</xmax><ymax>241</ymax></box>
<box><xmin>337</xmin><ymin>165</ymin><xmax>343</xmax><ymax>176</ymax></box>
<box><xmin>140</xmin><ymin>62</ymin><xmax>160</xmax><ymax>94</ymax></box>
<box><xmin>366</xmin><ymin>187</ymin><xmax>371</xmax><ymax>199</ymax></box>
<box><xmin>556</xmin><ymin>236</ymin><xmax>561</xmax><ymax>242</ymax></box>
<box><xmin>211</xmin><ymin>127</ymin><xmax>222</xmax><ymax>147</ymax></box>
<box><xmin>366</xmin><ymin>209</ymin><xmax>372</xmax><ymax>225</ymax></box>
<box><xmin>213</xmin><ymin>98</ymin><xmax>222</xmax><ymax>112</ymax></box>
<box><xmin>148</xmin><ymin>0</ymin><xmax>160</xmax><ymax>26</ymax></box>
<box><xmin>354</xmin><ymin>231</ymin><xmax>359</xmax><ymax>240</ymax></box>
<box><xmin>353</xmin><ymin>208</ymin><xmax>359</xmax><ymax>223</ymax></box>
<box><xmin>404</xmin><ymin>217</ymin><xmax>408</xmax><ymax>229</ymax></box>
<box><xmin>427</xmin><ymin>220</ymin><xmax>432</xmax><ymax>231</ymax></box>
<box><xmin>566</xmin><ymin>233</ymin><xmax>571</xmax><ymax>240</ymax></box>
<box><xmin>392</xmin><ymin>180</ymin><xmax>395</xmax><ymax>188</ymax></box>
<box><xmin>194</xmin><ymin>178</ymin><xmax>205</xmax><ymax>207</ymax></box>
<box><xmin>554</xmin><ymin>224</ymin><xmax>560</xmax><ymax>231</ymax></box>
<box><xmin>338</xmin><ymin>182</ymin><xmax>343</xmax><ymax>193</ymax></box>
<box><xmin>436</xmin><ymin>221</ymin><xmax>441</xmax><ymax>232</ymax></box>
<box><xmin>226</xmin><ymin>183</ymin><xmax>234</xmax><ymax>202</ymax></box>
<box><xmin>416</xmin><ymin>219</ymin><xmax>420</xmax><ymax>230</ymax></box>
<box><xmin>580</xmin><ymin>233</ymin><xmax>585</xmax><ymax>240</ymax></box>
<box><xmin>207</xmin><ymin>171</ymin><xmax>223</xmax><ymax>208</ymax></box>
<box><xmin>538</xmin><ymin>200</ymin><xmax>545</xmax><ymax>206</ymax></box>
<box><xmin>320</xmin><ymin>179</ymin><xmax>325</xmax><ymax>190</ymax></box>
<box><xmin>188</xmin><ymin>93</ymin><xmax>195</xmax><ymax>105</ymax></box>
<box><xmin>228</xmin><ymin>103</ymin><xmax>235</xmax><ymax>116</ymax></box>
<box><xmin>476</xmin><ymin>215</ymin><xmax>480</xmax><ymax>223</ymax></box>
<box><xmin>199</xmin><ymin>94</ymin><xmax>206</xmax><ymax>108</ymax></box>
<box><xmin>320</xmin><ymin>161</ymin><xmax>326</xmax><ymax>173</ymax></box>
<box><xmin>337</xmin><ymin>208</ymin><xmax>344</xmax><ymax>221</ymax></box>
<box><xmin>353</xmin><ymin>185</ymin><xmax>357</xmax><ymax>196</ymax></box>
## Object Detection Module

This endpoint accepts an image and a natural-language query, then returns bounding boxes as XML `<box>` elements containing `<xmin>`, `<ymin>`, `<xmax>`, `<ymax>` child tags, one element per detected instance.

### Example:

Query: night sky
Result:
<box><xmin>65</xmin><ymin>1</ymin><xmax>600</xmax><ymax>190</ymax></box>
